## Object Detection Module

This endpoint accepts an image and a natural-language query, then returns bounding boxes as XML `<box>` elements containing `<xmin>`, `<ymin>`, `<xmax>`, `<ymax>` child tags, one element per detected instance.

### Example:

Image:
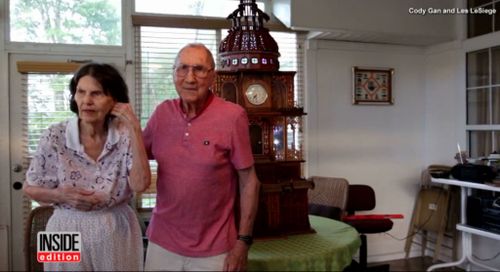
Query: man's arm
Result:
<box><xmin>224</xmin><ymin>165</ymin><xmax>260</xmax><ymax>271</ymax></box>
<box><xmin>236</xmin><ymin>165</ymin><xmax>260</xmax><ymax>237</ymax></box>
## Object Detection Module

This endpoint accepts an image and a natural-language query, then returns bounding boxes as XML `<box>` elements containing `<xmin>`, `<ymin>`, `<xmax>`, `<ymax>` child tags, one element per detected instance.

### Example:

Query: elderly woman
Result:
<box><xmin>23</xmin><ymin>63</ymin><xmax>151</xmax><ymax>271</ymax></box>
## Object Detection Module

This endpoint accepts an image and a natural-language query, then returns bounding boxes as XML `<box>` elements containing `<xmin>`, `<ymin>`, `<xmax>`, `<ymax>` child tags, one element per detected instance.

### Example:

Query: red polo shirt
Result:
<box><xmin>143</xmin><ymin>94</ymin><xmax>254</xmax><ymax>257</ymax></box>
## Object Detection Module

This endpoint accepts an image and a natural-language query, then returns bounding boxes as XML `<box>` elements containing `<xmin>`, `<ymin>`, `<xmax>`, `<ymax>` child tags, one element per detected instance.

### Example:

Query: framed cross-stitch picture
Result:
<box><xmin>352</xmin><ymin>67</ymin><xmax>394</xmax><ymax>105</ymax></box>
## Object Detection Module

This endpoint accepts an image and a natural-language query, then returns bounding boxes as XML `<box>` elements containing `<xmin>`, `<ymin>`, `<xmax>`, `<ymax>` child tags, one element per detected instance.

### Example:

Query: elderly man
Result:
<box><xmin>143</xmin><ymin>43</ymin><xmax>260</xmax><ymax>271</ymax></box>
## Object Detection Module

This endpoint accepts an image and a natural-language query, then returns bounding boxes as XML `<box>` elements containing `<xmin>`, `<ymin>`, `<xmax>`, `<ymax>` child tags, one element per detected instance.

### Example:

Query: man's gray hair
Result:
<box><xmin>174</xmin><ymin>43</ymin><xmax>215</xmax><ymax>69</ymax></box>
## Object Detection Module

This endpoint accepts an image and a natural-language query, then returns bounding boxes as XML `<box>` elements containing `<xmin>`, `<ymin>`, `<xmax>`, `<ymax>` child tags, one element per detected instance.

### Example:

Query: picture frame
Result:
<box><xmin>352</xmin><ymin>67</ymin><xmax>394</xmax><ymax>105</ymax></box>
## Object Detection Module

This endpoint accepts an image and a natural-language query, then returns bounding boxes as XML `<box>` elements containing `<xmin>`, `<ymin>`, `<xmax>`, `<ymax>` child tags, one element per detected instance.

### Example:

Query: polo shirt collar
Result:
<box><xmin>178</xmin><ymin>91</ymin><xmax>214</xmax><ymax>119</ymax></box>
<box><xmin>65</xmin><ymin>117</ymin><xmax>120</xmax><ymax>152</ymax></box>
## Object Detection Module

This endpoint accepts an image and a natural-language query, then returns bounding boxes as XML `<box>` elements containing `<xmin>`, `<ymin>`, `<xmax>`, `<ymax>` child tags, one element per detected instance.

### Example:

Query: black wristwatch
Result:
<box><xmin>237</xmin><ymin>234</ymin><xmax>253</xmax><ymax>246</ymax></box>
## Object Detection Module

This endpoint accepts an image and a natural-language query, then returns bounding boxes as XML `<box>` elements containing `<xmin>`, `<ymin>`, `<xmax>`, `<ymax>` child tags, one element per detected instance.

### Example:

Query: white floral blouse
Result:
<box><xmin>26</xmin><ymin>117</ymin><xmax>133</xmax><ymax>210</ymax></box>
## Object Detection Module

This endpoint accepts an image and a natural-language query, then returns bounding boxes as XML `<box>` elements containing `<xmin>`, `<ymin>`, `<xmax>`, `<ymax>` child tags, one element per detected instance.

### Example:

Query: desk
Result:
<box><xmin>428</xmin><ymin>178</ymin><xmax>500</xmax><ymax>271</ymax></box>
<box><xmin>248</xmin><ymin>215</ymin><xmax>361</xmax><ymax>271</ymax></box>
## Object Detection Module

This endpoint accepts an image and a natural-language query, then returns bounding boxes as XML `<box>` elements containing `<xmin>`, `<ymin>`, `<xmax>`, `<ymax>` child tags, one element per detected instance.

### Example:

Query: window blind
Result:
<box><xmin>134</xmin><ymin>26</ymin><xmax>219</xmax><ymax>127</ymax></box>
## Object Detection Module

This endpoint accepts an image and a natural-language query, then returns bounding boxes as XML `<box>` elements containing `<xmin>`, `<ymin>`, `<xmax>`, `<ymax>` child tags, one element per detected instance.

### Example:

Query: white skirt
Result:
<box><xmin>44</xmin><ymin>204</ymin><xmax>144</xmax><ymax>271</ymax></box>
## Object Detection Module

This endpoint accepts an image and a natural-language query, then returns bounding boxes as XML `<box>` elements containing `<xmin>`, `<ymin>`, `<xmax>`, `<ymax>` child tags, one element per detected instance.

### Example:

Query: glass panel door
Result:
<box><xmin>9</xmin><ymin>54</ymin><xmax>124</xmax><ymax>270</ymax></box>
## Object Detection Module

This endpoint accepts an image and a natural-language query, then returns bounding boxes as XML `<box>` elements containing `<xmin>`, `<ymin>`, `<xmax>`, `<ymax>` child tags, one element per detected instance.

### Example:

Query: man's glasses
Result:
<box><xmin>174</xmin><ymin>64</ymin><xmax>213</xmax><ymax>78</ymax></box>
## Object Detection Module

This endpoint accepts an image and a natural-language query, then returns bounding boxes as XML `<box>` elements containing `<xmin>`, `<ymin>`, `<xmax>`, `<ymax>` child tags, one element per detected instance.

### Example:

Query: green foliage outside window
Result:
<box><xmin>10</xmin><ymin>0</ymin><xmax>122</xmax><ymax>45</ymax></box>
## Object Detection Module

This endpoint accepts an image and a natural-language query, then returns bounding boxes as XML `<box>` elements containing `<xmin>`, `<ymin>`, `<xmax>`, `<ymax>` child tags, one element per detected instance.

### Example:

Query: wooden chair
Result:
<box><xmin>405</xmin><ymin>165</ymin><xmax>458</xmax><ymax>262</ymax></box>
<box><xmin>404</xmin><ymin>186</ymin><xmax>458</xmax><ymax>262</ymax></box>
<box><xmin>24</xmin><ymin>206</ymin><xmax>54</xmax><ymax>272</ymax></box>
<box><xmin>308</xmin><ymin>176</ymin><xmax>349</xmax><ymax>220</ymax></box>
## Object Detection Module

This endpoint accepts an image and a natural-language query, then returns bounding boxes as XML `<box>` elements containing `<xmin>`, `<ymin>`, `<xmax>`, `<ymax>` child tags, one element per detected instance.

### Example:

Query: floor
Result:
<box><xmin>370</xmin><ymin>256</ymin><xmax>464</xmax><ymax>271</ymax></box>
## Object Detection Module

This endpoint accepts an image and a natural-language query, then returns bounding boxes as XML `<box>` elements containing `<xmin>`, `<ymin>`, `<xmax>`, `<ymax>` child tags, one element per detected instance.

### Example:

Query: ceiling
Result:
<box><xmin>306</xmin><ymin>30</ymin><xmax>455</xmax><ymax>47</ymax></box>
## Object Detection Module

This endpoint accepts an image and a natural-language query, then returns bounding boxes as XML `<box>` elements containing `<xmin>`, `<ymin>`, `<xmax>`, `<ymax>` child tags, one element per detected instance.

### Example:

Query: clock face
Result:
<box><xmin>245</xmin><ymin>84</ymin><xmax>269</xmax><ymax>105</ymax></box>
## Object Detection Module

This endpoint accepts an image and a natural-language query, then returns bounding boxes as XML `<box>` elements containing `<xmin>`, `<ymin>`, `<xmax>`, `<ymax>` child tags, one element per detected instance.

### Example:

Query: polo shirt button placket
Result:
<box><xmin>184</xmin><ymin>122</ymin><xmax>191</xmax><ymax>142</ymax></box>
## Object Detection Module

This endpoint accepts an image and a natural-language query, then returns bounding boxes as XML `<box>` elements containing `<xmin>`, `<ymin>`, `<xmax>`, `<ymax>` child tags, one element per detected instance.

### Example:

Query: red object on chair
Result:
<box><xmin>343</xmin><ymin>214</ymin><xmax>404</xmax><ymax>220</ymax></box>
<box><xmin>343</xmin><ymin>184</ymin><xmax>394</xmax><ymax>271</ymax></box>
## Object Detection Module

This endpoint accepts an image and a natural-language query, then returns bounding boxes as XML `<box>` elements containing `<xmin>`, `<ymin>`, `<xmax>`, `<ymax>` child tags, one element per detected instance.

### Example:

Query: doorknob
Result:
<box><xmin>13</xmin><ymin>181</ymin><xmax>23</xmax><ymax>190</ymax></box>
<box><xmin>13</xmin><ymin>164</ymin><xmax>23</xmax><ymax>173</ymax></box>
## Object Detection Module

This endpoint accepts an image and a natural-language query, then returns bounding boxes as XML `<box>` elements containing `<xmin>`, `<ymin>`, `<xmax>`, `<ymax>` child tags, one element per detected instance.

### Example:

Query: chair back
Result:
<box><xmin>346</xmin><ymin>184</ymin><xmax>376</xmax><ymax>214</ymax></box>
<box><xmin>308</xmin><ymin>176</ymin><xmax>349</xmax><ymax>220</ymax></box>
<box><xmin>24</xmin><ymin>206</ymin><xmax>54</xmax><ymax>272</ymax></box>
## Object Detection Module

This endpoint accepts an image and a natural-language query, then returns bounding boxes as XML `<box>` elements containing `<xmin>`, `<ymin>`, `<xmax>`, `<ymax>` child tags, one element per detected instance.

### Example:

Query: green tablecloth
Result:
<box><xmin>248</xmin><ymin>215</ymin><xmax>361</xmax><ymax>271</ymax></box>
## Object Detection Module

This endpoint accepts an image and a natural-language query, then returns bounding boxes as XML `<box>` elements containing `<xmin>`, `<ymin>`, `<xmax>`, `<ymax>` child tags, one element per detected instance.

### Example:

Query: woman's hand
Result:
<box><xmin>57</xmin><ymin>185</ymin><xmax>106</xmax><ymax>211</ymax></box>
<box><xmin>111</xmin><ymin>103</ymin><xmax>141</xmax><ymax>132</ymax></box>
<box><xmin>23</xmin><ymin>183</ymin><xmax>106</xmax><ymax>211</ymax></box>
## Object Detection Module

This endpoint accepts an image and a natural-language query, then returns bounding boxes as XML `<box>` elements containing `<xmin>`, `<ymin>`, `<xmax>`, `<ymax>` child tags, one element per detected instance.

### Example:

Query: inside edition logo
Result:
<box><xmin>37</xmin><ymin>231</ymin><xmax>81</xmax><ymax>263</ymax></box>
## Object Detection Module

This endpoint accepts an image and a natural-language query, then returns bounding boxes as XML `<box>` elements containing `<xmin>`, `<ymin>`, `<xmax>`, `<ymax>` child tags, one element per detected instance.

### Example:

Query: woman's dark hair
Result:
<box><xmin>69</xmin><ymin>63</ymin><xmax>129</xmax><ymax>114</ymax></box>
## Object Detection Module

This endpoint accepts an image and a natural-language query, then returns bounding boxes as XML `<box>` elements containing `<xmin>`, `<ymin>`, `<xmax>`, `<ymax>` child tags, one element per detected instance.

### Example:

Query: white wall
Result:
<box><xmin>306</xmin><ymin>40</ymin><xmax>427</xmax><ymax>262</ymax></box>
<box><xmin>424</xmin><ymin>42</ymin><xmax>465</xmax><ymax>165</ymax></box>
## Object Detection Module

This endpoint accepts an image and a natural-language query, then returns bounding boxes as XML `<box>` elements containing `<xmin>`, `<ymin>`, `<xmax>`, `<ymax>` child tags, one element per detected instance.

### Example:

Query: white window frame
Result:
<box><xmin>464</xmin><ymin>31</ymin><xmax>500</xmax><ymax>157</ymax></box>
<box><xmin>4</xmin><ymin>0</ymin><xmax>130</xmax><ymax>54</ymax></box>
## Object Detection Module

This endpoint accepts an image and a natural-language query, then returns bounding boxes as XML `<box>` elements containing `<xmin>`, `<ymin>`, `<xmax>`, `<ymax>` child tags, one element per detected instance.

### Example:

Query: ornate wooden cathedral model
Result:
<box><xmin>213</xmin><ymin>0</ymin><xmax>313</xmax><ymax>237</ymax></box>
